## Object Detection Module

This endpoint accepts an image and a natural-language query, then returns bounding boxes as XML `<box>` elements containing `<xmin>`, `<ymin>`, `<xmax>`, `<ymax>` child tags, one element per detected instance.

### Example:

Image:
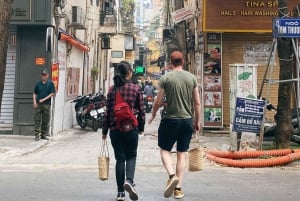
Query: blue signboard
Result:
<box><xmin>233</xmin><ymin>97</ymin><xmax>265</xmax><ymax>133</ymax></box>
<box><xmin>273</xmin><ymin>18</ymin><xmax>300</xmax><ymax>38</ymax></box>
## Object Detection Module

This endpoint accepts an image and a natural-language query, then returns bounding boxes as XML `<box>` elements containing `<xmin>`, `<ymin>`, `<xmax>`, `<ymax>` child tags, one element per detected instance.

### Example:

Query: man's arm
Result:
<box><xmin>193</xmin><ymin>86</ymin><xmax>201</xmax><ymax>131</ymax></box>
<box><xmin>39</xmin><ymin>81</ymin><xmax>56</xmax><ymax>104</ymax></box>
<box><xmin>33</xmin><ymin>93</ymin><xmax>37</xmax><ymax>104</ymax></box>
<box><xmin>39</xmin><ymin>93</ymin><xmax>55</xmax><ymax>104</ymax></box>
<box><xmin>148</xmin><ymin>87</ymin><xmax>164</xmax><ymax>124</ymax></box>
<box><xmin>33</xmin><ymin>93</ymin><xmax>38</xmax><ymax>108</ymax></box>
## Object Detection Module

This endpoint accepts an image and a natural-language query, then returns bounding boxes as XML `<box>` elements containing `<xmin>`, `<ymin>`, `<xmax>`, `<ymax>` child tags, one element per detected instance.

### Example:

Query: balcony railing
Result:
<box><xmin>100</xmin><ymin>10</ymin><xmax>116</xmax><ymax>26</ymax></box>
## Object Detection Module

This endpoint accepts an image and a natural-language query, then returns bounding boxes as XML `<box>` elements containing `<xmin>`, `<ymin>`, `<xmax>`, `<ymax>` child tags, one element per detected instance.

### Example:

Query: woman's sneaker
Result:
<box><xmin>123</xmin><ymin>180</ymin><xmax>138</xmax><ymax>200</ymax></box>
<box><xmin>116</xmin><ymin>192</ymin><xmax>125</xmax><ymax>201</ymax></box>
<box><xmin>174</xmin><ymin>189</ymin><xmax>185</xmax><ymax>199</ymax></box>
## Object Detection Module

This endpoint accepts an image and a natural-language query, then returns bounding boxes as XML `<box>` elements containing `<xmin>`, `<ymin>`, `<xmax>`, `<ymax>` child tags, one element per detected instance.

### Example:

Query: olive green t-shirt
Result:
<box><xmin>159</xmin><ymin>70</ymin><xmax>197</xmax><ymax>119</ymax></box>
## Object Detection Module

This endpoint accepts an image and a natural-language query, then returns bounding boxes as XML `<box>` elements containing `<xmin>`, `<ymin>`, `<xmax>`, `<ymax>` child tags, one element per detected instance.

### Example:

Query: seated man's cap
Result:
<box><xmin>41</xmin><ymin>69</ymin><xmax>49</xmax><ymax>75</ymax></box>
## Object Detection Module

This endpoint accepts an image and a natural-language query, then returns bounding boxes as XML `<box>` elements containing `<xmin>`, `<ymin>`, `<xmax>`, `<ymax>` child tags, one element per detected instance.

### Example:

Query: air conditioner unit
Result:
<box><xmin>72</xmin><ymin>6</ymin><xmax>84</xmax><ymax>25</ymax></box>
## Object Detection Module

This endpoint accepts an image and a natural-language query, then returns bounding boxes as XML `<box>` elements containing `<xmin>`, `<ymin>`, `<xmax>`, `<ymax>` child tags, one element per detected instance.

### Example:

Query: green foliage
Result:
<box><xmin>91</xmin><ymin>66</ymin><xmax>98</xmax><ymax>77</ymax></box>
<box><xmin>146</xmin><ymin>14</ymin><xmax>161</xmax><ymax>40</ymax></box>
<box><xmin>120</xmin><ymin>0</ymin><xmax>135</xmax><ymax>32</ymax></box>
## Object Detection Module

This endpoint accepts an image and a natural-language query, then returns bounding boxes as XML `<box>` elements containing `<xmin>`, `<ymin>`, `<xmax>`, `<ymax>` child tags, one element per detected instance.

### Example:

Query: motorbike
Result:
<box><xmin>94</xmin><ymin>97</ymin><xmax>106</xmax><ymax>129</ymax></box>
<box><xmin>263</xmin><ymin>102</ymin><xmax>300</xmax><ymax>144</ymax></box>
<box><xmin>72</xmin><ymin>92</ymin><xmax>106</xmax><ymax>131</ymax></box>
<box><xmin>143</xmin><ymin>94</ymin><xmax>154</xmax><ymax>113</ymax></box>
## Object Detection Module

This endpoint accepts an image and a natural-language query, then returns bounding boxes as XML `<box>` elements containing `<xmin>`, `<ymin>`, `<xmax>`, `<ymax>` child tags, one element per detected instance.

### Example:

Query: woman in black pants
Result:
<box><xmin>102</xmin><ymin>61</ymin><xmax>145</xmax><ymax>201</ymax></box>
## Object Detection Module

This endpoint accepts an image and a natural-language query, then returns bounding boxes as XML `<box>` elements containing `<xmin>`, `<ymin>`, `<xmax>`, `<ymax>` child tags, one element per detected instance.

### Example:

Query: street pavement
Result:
<box><xmin>1</xmin><ymin>114</ymin><xmax>300</xmax><ymax>201</ymax></box>
<box><xmin>0</xmin><ymin>113</ymin><xmax>300</xmax><ymax>168</ymax></box>
<box><xmin>0</xmin><ymin>112</ymin><xmax>223</xmax><ymax>160</ymax></box>
<box><xmin>0</xmin><ymin>128</ymin><xmax>232</xmax><ymax>165</ymax></box>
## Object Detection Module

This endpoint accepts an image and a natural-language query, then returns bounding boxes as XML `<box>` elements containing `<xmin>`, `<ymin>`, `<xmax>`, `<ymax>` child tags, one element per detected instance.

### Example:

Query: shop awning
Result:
<box><xmin>58</xmin><ymin>30</ymin><xmax>89</xmax><ymax>52</ymax></box>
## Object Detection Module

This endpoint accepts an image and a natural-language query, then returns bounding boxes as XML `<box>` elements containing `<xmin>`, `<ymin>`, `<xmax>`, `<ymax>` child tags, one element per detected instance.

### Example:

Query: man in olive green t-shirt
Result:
<box><xmin>149</xmin><ymin>51</ymin><xmax>201</xmax><ymax>199</ymax></box>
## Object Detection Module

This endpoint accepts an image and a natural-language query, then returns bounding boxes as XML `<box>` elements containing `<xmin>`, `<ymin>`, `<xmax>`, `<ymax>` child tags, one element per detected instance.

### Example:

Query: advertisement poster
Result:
<box><xmin>66</xmin><ymin>67</ymin><xmax>80</xmax><ymax>100</ymax></box>
<box><xmin>203</xmin><ymin>33</ymin><xmax>223</xmax><ymax>127</ymax></box>
<box><xmin>229</xmin><ymin>64</ymin><xmax>258</xmax><ymax>123</ymax></box>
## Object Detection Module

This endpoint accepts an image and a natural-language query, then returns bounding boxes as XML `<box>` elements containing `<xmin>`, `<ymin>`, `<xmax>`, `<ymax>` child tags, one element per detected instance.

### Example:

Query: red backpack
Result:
<box><xmin>114</xmin><ymin>89</ymin><xmax>138</xmax><ymax>133</ymax></box>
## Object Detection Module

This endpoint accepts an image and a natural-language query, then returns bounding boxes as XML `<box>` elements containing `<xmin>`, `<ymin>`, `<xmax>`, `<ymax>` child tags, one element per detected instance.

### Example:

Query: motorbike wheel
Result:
<box><xmin>92</xmin><ymin>119</ymin><xmax>98</xmax><ymax>131</ymax></box>
<box><xmin>77</xmin><ymin>115</ymin><xmax>87</xmax><ymax>129</ymax></box>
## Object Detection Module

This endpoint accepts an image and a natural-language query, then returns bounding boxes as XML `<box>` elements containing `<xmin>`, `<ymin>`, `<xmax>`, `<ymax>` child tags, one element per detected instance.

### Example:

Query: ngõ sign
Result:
<box><xmin>273</xmin><ymin>18</ymin><xmax>300</xmax><ymax>38</ymax></box>
<box><xmin>203</xmin><ymin>0</ymin><xmax>299</xmax><ymax>32</ymax></box>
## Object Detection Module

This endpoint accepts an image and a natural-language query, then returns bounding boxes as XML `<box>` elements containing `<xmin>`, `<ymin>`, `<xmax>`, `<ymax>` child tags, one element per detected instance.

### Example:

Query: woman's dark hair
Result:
<box><xmin>113</xmin><ymin>61</ymin><xmax>132</xmax><ymax>87</ymax></box>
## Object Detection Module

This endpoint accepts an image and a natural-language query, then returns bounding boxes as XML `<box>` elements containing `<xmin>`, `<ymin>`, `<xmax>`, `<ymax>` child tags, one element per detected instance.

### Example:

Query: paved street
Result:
<box><xmin>0</xmin><ymin>165</ymin><xmax>299</xmax><ymax>201</ymax></box>
<box><xmin>0</xmin><ymin>114</ymin><xmax>300</xmax><ymax>201</ymax></box>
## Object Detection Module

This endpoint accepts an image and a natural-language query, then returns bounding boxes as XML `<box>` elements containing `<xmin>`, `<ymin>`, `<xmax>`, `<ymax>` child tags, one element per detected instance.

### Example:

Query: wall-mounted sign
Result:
<box><xmin>10</xmin><ymin>0</ymin><xmax>31</xmax><ymax>21</ymax></box>
<box><xmin>243</xmin><ymin>42</ymin><xmax>274</xmax><ymax>65</ymax></box>
<box><xmin>35</xmin><ymin>57</ymin><xmax>45</xmax><ymax>65</ymax></box>
<box><xmin>111</xmin><ymin>51</ymin><xmax>123</xmax><ymax>58</ymax></box>
<box><xmin>203</xmin><ymin>0</ymin><xmax>299</xmax><ymax>32</ymax></box>
<box><xmin>273</xmin><ymin>18</ymin><xmax>300</xmax><ymax>38</ymax></box>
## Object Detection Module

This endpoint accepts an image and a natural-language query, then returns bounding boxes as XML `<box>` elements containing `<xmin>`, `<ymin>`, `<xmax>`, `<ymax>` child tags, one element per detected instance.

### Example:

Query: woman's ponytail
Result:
<box><xmin>113</xmin><ymin>61</ymin><xmax>133</xmax><ymax>87</ymax></box>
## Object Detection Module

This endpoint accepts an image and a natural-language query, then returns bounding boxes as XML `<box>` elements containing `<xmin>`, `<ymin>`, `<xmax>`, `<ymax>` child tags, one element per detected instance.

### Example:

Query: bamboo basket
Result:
<box><xmin>98</xmin><ymin>140</ymin><xmax>110</xmax><ymax>180</ymax></box>
<box><xmin>188</xmin><ymin>147</ymin><xmax>203</xmax><ymax>171</ymax></box>
<box><xmin>188</xmin><ymin>133</ymin><xmax>203</xmax><ymax>171</ymax></box>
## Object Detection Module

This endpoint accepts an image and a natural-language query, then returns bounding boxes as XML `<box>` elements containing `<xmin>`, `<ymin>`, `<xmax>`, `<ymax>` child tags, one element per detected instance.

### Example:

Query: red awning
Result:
<box><xmin>58</xmin><ymin>31</ymin><xmax>89</xmax><ymax>52</ymax></box>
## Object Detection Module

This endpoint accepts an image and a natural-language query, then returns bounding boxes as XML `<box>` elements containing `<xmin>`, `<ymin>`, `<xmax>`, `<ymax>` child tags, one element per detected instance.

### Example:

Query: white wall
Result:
<box><xmin>52</xmin><ymin>0</ymin><xmax>101</xmax><ymax>133</ymax></box>
<box><xmin>110</xmin><ymin>34</ymin><xmax>125</xmax><ymax>64</ymax></box>
<box><xmin>52</xmin><ymin>41</ymin><xmax>73</xmax><ymax>133</ymax></box>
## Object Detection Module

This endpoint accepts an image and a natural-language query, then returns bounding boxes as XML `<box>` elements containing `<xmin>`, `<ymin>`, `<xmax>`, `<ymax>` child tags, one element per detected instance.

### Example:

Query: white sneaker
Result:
<box><xmin>123</xmin><ymin>180</ymin><xmax>138</xmax><ymax>200</ymax></box>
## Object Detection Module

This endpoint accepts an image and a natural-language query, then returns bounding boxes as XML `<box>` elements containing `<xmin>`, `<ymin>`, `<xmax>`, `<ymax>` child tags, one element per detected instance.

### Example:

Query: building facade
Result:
<box><xmin>199</xmin><ymin>0</ymin><xmax>300</xmax><ymax>128</ymax></box>
<box><xmin>0</xmin><ymin>0</ymin><xmax>119</xmax><ymax>135</ymax></box>
<box><xmin>161</xmin><ymin>0</ymin><xmax>300</xmax><ymax>130</ymax></box>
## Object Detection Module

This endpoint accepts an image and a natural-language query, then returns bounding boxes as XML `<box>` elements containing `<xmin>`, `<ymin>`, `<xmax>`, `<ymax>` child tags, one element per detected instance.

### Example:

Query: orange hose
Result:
<box><xmin>206</xmin><ymin>149</ymin><xmax>300</xmax><ymax>159</ymax></box>
<box><xmin>206</xmin><ymin>152</ymin><xmax>300</xmax><ymax>168</ymax></box>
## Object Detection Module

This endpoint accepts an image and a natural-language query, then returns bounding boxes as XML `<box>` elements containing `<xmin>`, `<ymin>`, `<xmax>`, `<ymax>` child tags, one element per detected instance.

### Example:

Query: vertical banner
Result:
<box><xmin>203</xmin><ymin>33</ymin><xmax>223</xmax><ymax>127</ymax></box>
<box><xmin>52</xmin><ymin>63</ymin><xmax>59</xmax><ymax>92</ymax></box>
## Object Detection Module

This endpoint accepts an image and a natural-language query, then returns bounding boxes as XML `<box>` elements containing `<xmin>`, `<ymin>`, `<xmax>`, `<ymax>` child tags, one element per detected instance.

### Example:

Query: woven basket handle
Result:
<box><xmin>100</xmin><ymin>140</ymin><xmax>109</xmax><ymax>157</ymax></box>
<box><xmin>190</xmin><ymin>131</ymin><xmax>201</xmax><ymax>149</ymax></box>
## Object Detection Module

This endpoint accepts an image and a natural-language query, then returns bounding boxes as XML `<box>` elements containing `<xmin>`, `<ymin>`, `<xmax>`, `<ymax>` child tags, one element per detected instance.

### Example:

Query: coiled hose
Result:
<box><xmin>205</xmin><ymin>149</ymin><xmax>300</xmax><ymax>168</ymax></box>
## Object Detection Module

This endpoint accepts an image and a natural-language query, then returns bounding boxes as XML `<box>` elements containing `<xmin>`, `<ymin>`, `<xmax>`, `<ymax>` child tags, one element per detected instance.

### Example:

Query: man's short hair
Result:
<box><xmin>170</xmin><ymin>51</ymin><xmax>184</xmax><ymax>67</ymax></box>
